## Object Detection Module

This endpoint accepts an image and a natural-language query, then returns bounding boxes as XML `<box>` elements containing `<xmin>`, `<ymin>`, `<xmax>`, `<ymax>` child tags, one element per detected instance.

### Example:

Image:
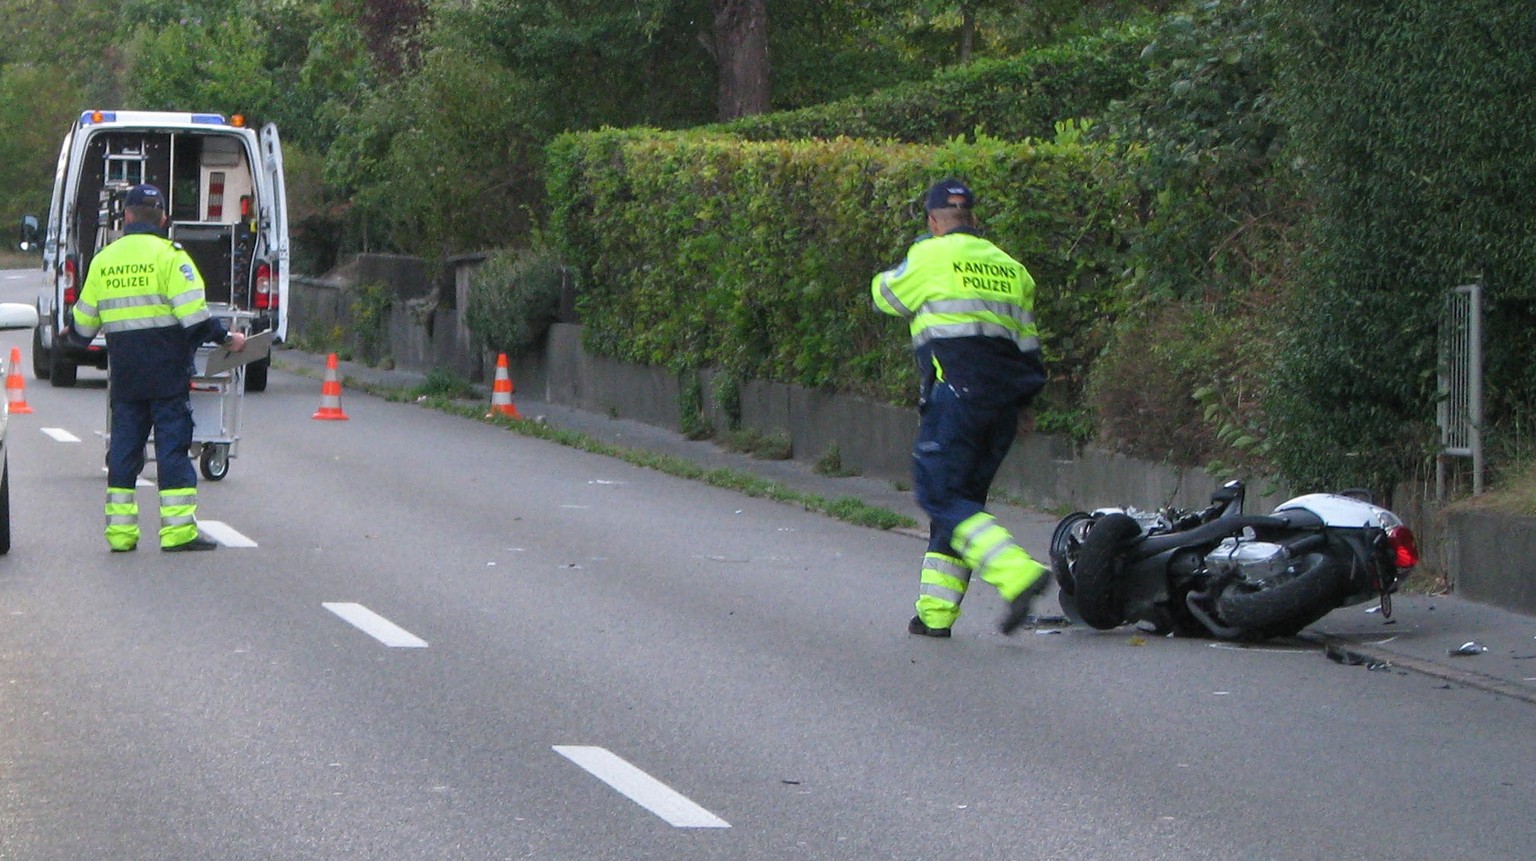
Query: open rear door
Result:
<box><xmin>258</xmin><ymin>123</ymin><xmax>290</xmax><ymax>341</ymax></box>
<box><xmin>42</xmin><ymin>129</ymin><xmax>72</xmax><ymax>277</ymax></box>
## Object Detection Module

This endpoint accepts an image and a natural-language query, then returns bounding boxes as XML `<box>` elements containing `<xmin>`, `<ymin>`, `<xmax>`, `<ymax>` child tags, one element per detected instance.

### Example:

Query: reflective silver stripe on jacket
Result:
<box><xmin>912</xmin><ymin>298</ymin><xmax>1039</xmax><ymax>352</ymax></box>
<box><xmin>101</xmin><ymin>314</ymin><xmax>181</xmax><ymax>333</ymax></box>
<box><xmin>924</xmin><ymin>298</ymin><xmax>1035</xmax><ymax>327</ymax></box>
<box><xmin>74</xmin><ymin>300</ymin><xmax>98</xmax><ymax>318</ymax></box>
<box><xmin>913</xmin><ymin>321</ymin><xmax>1041</xmax><ymax>354</ymax></box>
<box><xmin>178</xmin><ymin>307</ymin><xmax>211</xmax><ymax>326</ymax></box>
<box><xmin>99</xmin><ymin>294</ymin><xmax>172</xmax><ymax>312</ymax></box>
<box><xmin>877</xmin><ymin>275</ymin><xmax>914</xmax><ymax>316</ymax></box>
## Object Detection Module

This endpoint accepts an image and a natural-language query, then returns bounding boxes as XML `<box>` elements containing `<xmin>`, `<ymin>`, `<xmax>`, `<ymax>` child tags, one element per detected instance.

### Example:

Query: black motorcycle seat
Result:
<box><xmin>1131</xmin><ymin>512</ymin><xmax>1319</xmax><ymax>559</ymax></box>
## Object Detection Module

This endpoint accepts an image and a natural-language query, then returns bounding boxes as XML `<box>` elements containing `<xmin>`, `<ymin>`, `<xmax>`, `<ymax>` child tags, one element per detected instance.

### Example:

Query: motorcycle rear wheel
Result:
<box><xmin>1072</xmin><ymin>513</ymin><xmax>1142</xmax><ymax>630</ymax></box>
<box><xmin>1214</xmin><ymin>552</ymin><xmax>1353</xmax><ymax>641</ymax></box>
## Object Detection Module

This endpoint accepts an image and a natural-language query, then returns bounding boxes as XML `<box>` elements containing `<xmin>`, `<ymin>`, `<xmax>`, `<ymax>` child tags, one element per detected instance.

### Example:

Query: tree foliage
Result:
<box><xmin>127</xmin><ymin>16</ymin><xmax>278</xmax><ymax>118</ymax></box>
<box><xmin>0</xmin><ymin>63</ymin><xmax>88</xmax><ymax>228</ymax></box>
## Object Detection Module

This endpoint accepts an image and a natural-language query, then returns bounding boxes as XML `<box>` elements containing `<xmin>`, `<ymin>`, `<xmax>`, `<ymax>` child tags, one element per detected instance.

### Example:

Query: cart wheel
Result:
<box><xmin>200</xmin><ymin>445</ymin><xmax>230</xmax><ymax>481</ymax></box>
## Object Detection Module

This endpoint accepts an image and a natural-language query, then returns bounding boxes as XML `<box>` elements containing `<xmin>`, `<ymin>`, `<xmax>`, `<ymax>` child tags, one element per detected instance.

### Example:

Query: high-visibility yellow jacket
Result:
<box><xmin>872</xmin><ymin>227</ymin><xmax>1045</xmax><ymax>404</ymax></box>
<box><xmin>73</xmin><ymin>225</ymin><xmax>229</xmax><ymax>401</ymax></box>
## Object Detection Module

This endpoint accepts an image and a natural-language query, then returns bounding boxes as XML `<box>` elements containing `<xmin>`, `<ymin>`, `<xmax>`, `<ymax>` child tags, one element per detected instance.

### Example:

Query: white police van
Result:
<box><xmin>33</xmin><ymin>110</ymin><xmax>288</xmax><ymax>391</ymax></box>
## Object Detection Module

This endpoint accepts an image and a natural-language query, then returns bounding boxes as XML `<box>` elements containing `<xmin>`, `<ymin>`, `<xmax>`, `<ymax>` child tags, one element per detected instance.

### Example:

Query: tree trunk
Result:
<box><xmin>959</xmin><ymin>2</ymin><xmax>976</xmax><ymax>65</ymax></box>
<box><xmin>712</xmin><ymin>0</ymin><xmax>770</xmax><ymax>120</ymax></box>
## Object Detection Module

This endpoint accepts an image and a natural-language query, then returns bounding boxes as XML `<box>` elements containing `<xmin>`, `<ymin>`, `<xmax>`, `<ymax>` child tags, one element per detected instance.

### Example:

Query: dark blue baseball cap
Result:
<box><xmin>924</xmin><ymin>178</ymin><xmax>974</xmax><ymax>212</ymax></box>
<box><xmin>125</xmin><ymin>183</ymin><xmax>165</xmax><ymax>209</ymax></box>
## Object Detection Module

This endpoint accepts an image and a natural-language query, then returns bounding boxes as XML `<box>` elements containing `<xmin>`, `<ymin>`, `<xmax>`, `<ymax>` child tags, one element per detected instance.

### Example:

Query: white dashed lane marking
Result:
<box><xmin>554</xmin><ymin>745</ymin><xmax>730</xmax><ymax>829</ymax></box>
<box><xmin>322</xmin><ymin>602</ymin><xmax>429</xmax><ymax>648</ymax></box>
<box><xmin>41</xmin><ymin>427</ymin><xmax>80</xmax><ymax>443</ymax></box>
<box><xmin>197</xmin><ymin>520</ymin><xmax>256</xmax><ymax>548</ymax></box>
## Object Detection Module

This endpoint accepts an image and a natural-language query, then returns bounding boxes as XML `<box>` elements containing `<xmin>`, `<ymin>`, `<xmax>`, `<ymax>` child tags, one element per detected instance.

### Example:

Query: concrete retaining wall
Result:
<box><xmin>286</xmin><ymin>254</ymin><xmax>1532</xmax><ymax>617</ymax></box>
<box><xmin>1445</xmin><ymin>510</ymin><xmax>1536</xmax><ymax>615</ymax></box>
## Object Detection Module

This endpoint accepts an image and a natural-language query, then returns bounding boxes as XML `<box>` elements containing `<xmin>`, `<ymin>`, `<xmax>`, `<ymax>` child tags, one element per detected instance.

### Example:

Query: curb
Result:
<box><xmin>1300</xmin><ymin>632</ymin><xmax>1536</xmax><ymax>705</ymax></box>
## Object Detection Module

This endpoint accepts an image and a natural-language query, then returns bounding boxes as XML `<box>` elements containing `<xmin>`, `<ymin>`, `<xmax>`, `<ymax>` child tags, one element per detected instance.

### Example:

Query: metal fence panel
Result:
<box><xmin>1438</xmin><ymin>282</ymin><xmax>1483</xmax><ymax>497</ymax></box>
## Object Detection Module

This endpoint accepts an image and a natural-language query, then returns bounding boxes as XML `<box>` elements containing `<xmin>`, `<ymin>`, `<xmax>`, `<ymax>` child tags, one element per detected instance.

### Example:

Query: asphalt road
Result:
<box><xmin>1</xmin><ymin>267</ymin><xmax>1534</xmax><ymax>860</ymax></box>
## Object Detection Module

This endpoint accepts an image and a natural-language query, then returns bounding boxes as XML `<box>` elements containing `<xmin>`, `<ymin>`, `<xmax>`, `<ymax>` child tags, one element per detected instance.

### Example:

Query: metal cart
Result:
<box><xmin>102</xmin><ymin>308</ymin><xmax>252</xmax><ymax>481</ymax></box>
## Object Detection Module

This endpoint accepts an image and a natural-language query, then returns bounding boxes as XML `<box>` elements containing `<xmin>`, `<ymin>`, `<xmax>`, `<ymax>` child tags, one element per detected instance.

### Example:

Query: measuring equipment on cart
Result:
<box><xmin>101</xmin><ymin>309</ymin><xmax>269</xmax><ymax>481</ymax></box>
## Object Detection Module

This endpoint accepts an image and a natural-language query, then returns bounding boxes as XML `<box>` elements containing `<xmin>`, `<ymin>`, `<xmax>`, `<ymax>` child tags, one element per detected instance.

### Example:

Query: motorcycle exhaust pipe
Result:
<box><xmin>1185</xmin><ymin>589</ymin><xmax>1245</xmax><ymax>639</ymax></box>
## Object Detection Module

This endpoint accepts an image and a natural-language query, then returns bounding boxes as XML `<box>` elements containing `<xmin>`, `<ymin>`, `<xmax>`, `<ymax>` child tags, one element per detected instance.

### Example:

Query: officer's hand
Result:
<box><xmin>227</xmin><ymin>332</ymin><xmax>248</xmax><ymax>352</ymax></box>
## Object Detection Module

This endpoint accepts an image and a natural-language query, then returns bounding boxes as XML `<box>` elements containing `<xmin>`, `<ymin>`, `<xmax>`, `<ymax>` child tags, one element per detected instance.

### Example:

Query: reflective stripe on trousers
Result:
<box><xmin>952</xmin><ymin>512</ymin><xmax>1045</xmax><ymax>602</ymax></box>
<box><xmin>159</xmin><ymin>487</ymin><xmax>199</xmax><ymax>548</ymax></box>
<box><xmin>915</xmin><ymin>552</ymin><xmax>972</xmax><ymax>629</ymax></box>
<box><xmin>105</xmin><ymin>487</ymin><xmax>139</xmax><ymax>551</ymax></box>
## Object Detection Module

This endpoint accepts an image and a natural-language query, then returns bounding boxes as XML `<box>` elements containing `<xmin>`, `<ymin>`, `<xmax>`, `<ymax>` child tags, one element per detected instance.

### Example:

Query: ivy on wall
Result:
<box><xmin>1264</xmin><ymin>0</ymin><xmax>1536</xmax><ymax>494</ymax></box>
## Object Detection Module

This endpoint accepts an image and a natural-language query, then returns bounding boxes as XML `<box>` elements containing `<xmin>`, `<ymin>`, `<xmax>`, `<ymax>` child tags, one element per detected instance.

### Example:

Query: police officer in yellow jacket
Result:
<box><xmin>70</xmin><ymin>184</ymin><xmax>245</xmax><ymax>552</ymax></box>
<box><xmin>872</xmin><ymin>178</ymin><xmax>1049</xmax><ymax>637</ymax></box>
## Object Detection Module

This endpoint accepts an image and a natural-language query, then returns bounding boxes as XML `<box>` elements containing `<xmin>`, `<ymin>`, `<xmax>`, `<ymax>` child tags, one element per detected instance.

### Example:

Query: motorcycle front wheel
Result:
<box><xmin>1049</xmin><ymin>511</ymin><xmax>1090</xmax><ymax>597</ymax></box>
<box><xmin>1071</xmin><ymin>512</ymin><xmax>1142</xmax><ymax>630</ymax></box>
<box><xmin>1214</xmin><ymin>552</ymin><xmax>1353</xmax><ymax>641</ymax></box>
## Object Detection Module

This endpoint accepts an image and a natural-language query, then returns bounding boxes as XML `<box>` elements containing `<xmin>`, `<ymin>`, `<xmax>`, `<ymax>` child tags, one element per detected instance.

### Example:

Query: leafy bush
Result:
<box><xmin>546</xmin><ymin>127</ymin><xmax>1138</xmax><ymax>426</ymax></box>
<box><xmin>466</xmin><ymin>245</ymin><xmax>569</xmax><ymax>357</ymax></box>
<box><xmin>348</xmin><ymin>282</ymin><xmax>392</xmax><ymax>365</ymax></box>
<box><xmin>1087</xmin><ymin>298</ymin><xmax>1280</xmax><ymax>466</ymax></box>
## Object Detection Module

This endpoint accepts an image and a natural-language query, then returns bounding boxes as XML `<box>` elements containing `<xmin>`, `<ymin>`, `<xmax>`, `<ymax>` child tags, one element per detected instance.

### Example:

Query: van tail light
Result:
<box><xmin>63</xmin><ymin>256</ymin><xmax>79</xmax><ymax>306</ymax></box>
<box><xmin>1386</xmin><ymin>525</ymin><xmax>1419</xmax><ymax>569</ymax></box>
<box><xmin>254</xmin><ymin>262</ymin><xmax>277</xmax><ymax>310</ymax></box>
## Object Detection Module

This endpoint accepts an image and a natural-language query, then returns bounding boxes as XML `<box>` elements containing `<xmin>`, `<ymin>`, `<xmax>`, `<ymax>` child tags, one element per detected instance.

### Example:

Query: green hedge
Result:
<box><xmin>716</xmin><ymin>26</ymin><xmax>1151</xmax><ymax>145</ymax></box>
<box><xmin>546</xmin><ymin>127</ymin><xmax>1137</xmax><ymax>421</ymax></box>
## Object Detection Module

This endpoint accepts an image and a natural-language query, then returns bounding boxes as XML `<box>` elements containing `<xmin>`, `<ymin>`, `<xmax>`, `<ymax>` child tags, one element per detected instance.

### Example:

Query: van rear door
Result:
<box><xmin>41</xmin><ymin>129</ymin><xmax>73</xmax><ymax>300</ymax></box>
<box><xmin>258</xmin><ymin>123</ymin><xmax>289</xmax><ymax>341</ymax></box>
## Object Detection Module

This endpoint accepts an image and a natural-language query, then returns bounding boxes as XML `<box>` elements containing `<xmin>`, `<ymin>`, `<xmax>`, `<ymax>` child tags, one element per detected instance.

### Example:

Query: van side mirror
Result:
<box><xmin>18</xmin><ymin>215</ymin><xmax>40</xmax><ymax>253</ymax></box>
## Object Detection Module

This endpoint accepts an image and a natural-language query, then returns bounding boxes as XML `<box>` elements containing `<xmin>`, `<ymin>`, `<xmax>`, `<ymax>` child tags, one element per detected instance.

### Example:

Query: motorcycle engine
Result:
<box><xmin>1204</xmin><ymin>537</ymin><xmax>1292</xmax><ymax>583</ymax></box>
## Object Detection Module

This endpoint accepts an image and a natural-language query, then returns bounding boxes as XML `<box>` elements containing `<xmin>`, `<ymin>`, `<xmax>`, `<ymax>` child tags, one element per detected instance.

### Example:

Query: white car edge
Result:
<box><xmin>0</xmin><ymin>302</ymin><xmax>42</xmax><ymax>554</ymax></box>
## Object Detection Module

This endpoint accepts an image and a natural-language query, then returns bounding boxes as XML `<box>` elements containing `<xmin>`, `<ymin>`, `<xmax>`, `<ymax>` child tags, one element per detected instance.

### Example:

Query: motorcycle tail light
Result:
<box><xmin>1386</xmin><ymin>525</ymin><xmax>1419</xmax><ymax>568</ymax></box>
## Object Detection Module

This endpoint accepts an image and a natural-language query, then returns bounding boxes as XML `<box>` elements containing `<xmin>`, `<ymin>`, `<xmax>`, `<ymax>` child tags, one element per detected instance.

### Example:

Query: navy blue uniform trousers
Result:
<box><xmin>912</xmin><ymin>380</ymin><xmax>1022</xmax><ymax>555</ymax></box>
<box><xmin>108</xmin><ymin>396</ymin><xmax>197</xmax><ymax>490</ymax></box>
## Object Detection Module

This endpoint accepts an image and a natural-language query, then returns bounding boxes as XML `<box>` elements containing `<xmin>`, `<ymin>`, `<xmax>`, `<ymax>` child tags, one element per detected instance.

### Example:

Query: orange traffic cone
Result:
<box><xmin>5</xmin><ymin>347</ymin><xmax>33</xmax><ymax>415</ymax></box>
<box><xmin>486</xmin><ymin>353</ymin><xmax>521</xmax><ymax>419</ymax></box>
<box><xmin>312</xmin><ymin>353</ymin><xmax>349</xmax><ymax>420</ymax></box>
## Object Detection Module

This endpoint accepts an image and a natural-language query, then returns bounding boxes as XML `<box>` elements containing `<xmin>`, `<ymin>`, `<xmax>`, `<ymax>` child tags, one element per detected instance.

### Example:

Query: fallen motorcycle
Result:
<box><xmin>1049</xmin><ymin>480</ymin><xmax>1420</xmax><ymax>641</ymax></box>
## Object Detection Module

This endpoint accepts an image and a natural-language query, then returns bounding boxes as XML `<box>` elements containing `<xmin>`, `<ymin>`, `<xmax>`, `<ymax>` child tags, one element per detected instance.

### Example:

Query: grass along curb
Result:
<box><xmin>279</xmin><ymin>356</ymin><xmax>918</xmax><ymax>532</ymax></box>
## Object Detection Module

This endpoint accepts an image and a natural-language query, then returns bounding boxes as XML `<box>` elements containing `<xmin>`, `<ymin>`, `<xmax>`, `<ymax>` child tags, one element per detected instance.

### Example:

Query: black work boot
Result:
<box><xmin>999</xmin><ymin>571</ymin><xmax>1049</xmax><ymax>636</ymax></box>
<box><xmin>908</xmin><ymin>615</ymin><xmax>953</xmax><ymax>638</ymax></box>
<box><xmin>163</xmin><ymin>535</ymin><xmax>219</xmax><ymax>552</ymax></box>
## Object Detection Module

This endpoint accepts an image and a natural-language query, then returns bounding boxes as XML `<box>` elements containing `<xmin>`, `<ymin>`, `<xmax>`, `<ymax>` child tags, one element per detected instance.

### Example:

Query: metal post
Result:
<box><xmin>1467</xmin><ymin>281</ymin><xmax>1484</xmax><ymax>495</ymax></box>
